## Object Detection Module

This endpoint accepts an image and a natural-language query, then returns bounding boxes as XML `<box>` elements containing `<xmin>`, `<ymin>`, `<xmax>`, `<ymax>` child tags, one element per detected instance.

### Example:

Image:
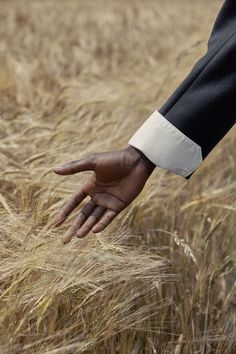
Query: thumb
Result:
<box><xmin>53</xmin><ymin>155</ymin><xmax>96</xmax><ymax>175</ymax></box>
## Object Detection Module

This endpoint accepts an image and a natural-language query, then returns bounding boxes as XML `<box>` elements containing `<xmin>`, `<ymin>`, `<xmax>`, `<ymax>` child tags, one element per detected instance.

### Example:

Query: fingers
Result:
<box><xmin>53</xmin><ymin>155</ymin><xmax>96</xmax><ymax>175</ymax></box>
<box><xmin>62</xmin><ymin>200</ymin><xmax>97</xmax><ymax>243</ymax></box>
<box><xmin>62</xmin><ymin>205</ymin><xmax>118</xmax><ymax>244</ymax></box>
<box><xmin>53</xmin><ymin>193</ymin><xmax>120</xmax><ymax>244</ymax></box>
<box><xmin>76</xmin><ymin>206</ymin><xmax>107</xmax><ymax>238</ymax></box>
<box><xmin>92</xmin><ymin>210</ymin><xmax>118</xmax><ymax>233</ymax></box>
<box><xmin>62</xmin><ymin>201</ymin><xmax>104</xmax><ymax>244</ymax></box>
<box><xmin>51</xmin><ymin>190</ymin><xmax>87</xmax><ymax>227</ymax></box>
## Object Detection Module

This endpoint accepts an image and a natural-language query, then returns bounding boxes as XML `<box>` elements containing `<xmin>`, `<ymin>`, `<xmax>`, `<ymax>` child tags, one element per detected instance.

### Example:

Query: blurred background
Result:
<box><xmin>0</xmin><ymin>0</ymin><xmax>235</xmax><ymax>353</ymax></box>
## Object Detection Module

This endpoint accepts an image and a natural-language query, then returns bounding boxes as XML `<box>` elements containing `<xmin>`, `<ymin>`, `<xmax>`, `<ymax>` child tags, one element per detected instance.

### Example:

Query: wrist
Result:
<box><xmin>125</xmin><ymin>145</ymin><xmax>156</xmax><ymax>175</ymax></box>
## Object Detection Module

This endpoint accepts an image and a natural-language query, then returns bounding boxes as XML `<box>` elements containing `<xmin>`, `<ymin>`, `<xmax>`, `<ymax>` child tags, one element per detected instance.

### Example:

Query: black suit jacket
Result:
<box><xmin>159</xmin><ymin>0</ymin><xmax>236</xmax><ymax>178</ymax></box>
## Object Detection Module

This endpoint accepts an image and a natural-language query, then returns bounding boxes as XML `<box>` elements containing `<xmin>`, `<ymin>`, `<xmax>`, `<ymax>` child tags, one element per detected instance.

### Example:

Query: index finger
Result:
<box><xmin>51</xmin><ymin>189</ymin><xmax>87</xmax><ymax>227</ymax></box>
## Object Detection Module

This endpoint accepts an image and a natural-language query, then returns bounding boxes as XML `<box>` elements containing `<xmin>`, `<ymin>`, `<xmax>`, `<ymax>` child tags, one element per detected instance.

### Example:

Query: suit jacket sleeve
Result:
<box><xmin>128</xmin><ymin>0</ymin><xmax>236</xmax><ymax>178</ymax></box>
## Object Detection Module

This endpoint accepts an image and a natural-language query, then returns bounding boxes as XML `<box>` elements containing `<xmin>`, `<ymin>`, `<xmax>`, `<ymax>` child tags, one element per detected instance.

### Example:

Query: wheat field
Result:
<box><xmin>0</xmin><ymin>0</ymin><xmax>235</xmax><ymax>353</ymax></box>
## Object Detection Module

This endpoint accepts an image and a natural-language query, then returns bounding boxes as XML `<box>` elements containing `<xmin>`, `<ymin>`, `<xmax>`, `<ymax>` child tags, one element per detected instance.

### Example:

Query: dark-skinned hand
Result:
<box><xmin>52</xmin><ymin>146</ymin><xmax>155</xmax><ymax>244</ymax></box>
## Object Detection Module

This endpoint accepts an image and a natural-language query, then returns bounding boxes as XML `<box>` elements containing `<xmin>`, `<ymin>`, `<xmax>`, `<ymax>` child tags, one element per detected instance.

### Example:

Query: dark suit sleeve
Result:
<box><xmin>129</xmin><ymin>0</ymin><xmax>236</xmax><ymax>179</ymax></box>
<box><xmin>159</xmin><ymin>0</ymin><xmax>236</xmax><ymax>178</ymax></box>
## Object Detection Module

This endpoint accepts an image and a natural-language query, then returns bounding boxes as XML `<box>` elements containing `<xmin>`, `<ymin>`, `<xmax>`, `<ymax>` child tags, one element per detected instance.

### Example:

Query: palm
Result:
<box><xmin>84</xmin><ymin>151</ymin><xmax>149</xmax><ymax>207</ymax></box>
<box><xmin>52</xmin><ymin>147</ymin><xmax>154</xmax><ymax>243</ymax></box>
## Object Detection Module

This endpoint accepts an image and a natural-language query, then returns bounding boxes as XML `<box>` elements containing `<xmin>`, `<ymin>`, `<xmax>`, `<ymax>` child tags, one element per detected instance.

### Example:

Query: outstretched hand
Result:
<box><xmin>52</xmin><ymin>146</ymin><xmax>155</xmax><ymax>244</ymax></box>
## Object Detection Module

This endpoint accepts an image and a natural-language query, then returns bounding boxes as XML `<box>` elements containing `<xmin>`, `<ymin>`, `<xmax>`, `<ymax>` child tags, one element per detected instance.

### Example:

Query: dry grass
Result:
<box><xmin>0</xmin><ymin>0</ymin><xmax>235</xmax><ymax>353</ymax></box>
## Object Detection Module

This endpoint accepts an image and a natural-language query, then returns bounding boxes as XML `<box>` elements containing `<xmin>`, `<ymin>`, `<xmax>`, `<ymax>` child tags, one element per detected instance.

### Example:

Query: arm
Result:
<box><xmin>52</xmin><ymin>0</ymin><xmax>236</xmax><ymax>243</ymax></box>
<box><xmin>129</xmin><ymin>0</ymin><xmax>236</xmax><ymax>178</ymax></box>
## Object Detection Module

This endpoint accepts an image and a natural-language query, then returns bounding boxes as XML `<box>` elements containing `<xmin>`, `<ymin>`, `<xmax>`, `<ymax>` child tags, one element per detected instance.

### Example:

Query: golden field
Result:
<box><xmin>0</xmin><ymin>0</ymin><xmax>235</xmax><ymax>353</ymax></box>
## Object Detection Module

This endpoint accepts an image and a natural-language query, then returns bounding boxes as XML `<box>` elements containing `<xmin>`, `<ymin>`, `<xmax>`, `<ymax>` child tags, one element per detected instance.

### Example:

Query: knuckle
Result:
<box><xmin>98</xmin><ymin>221</ymin><xmax>106</xmax><ymax>228</ymax></box>
<box><xmin>71</xmin><ymin>194</ymin><xmax>79</xmax><ymax>204</ymax></box>
<box><xmin>90</xmin><ymin>215</ymin><xmax>97</xmax><ymax>221</ymax></box>
<box><xmin>104</xmin><ymin>214</ymin><xmax>112</xmax><ymax>222</ymax></box>
<box><xmin>90</xmin><ymin>153</ymin><xmax>98</xmax><ymax>162</ymax></box>
<box><xmin>79</xmin><ymin>211</ymin><xmax>88</xmax><ymax>218</ymax></box>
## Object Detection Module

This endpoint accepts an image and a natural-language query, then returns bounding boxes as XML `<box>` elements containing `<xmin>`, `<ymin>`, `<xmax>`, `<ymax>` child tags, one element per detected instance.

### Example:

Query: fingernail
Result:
<box><xmin>92</xmin><ymin>227</ymin><xmax>99</xmax><ymax>233</ymax></box>
<box><xmin>76</xmin><ymin>231</ymin><xmax>84</xmax><ymax>238</ymax></box>
<box><xmin>62</xmin><ymin>236</ymin><xmax>71</xmax><ymax>244</ymax></box>
<box><xmin>62</xmin><ymin>230</ymin><xmax>73</xmax><ymax>244</ymax></box>
<box><xmin>77</xmin><ymin>227</ymin><xmax>88</xmax><ymax>238</ymax></box>
<box><xmin>50</xmin><ymin>216</ymin><xmax>61</xmax><ymax>227</ymax></box>
<box><xmin>54</xmin><ymin>166</ymin><xmax>62</xmax><ymax>171</ymax></box>
<box><xmin>51</xmin><ymin>215</ymin><xmax>59</xmax><ymax>224</ymax></box>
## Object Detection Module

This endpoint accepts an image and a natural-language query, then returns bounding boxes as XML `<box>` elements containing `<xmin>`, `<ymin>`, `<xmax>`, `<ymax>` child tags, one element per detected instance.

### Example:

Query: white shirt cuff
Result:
<box><xmin>128</xmin><ymin>110</ymin><xmax>203</xmax><ymax>177</ymax></box>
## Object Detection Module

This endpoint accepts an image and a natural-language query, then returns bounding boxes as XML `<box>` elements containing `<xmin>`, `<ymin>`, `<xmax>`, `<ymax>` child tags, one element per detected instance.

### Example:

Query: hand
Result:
<box><xmin>51</xmin><ymin>146</ymin><xmax>155</xmax><ymax>244</ymax></box>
